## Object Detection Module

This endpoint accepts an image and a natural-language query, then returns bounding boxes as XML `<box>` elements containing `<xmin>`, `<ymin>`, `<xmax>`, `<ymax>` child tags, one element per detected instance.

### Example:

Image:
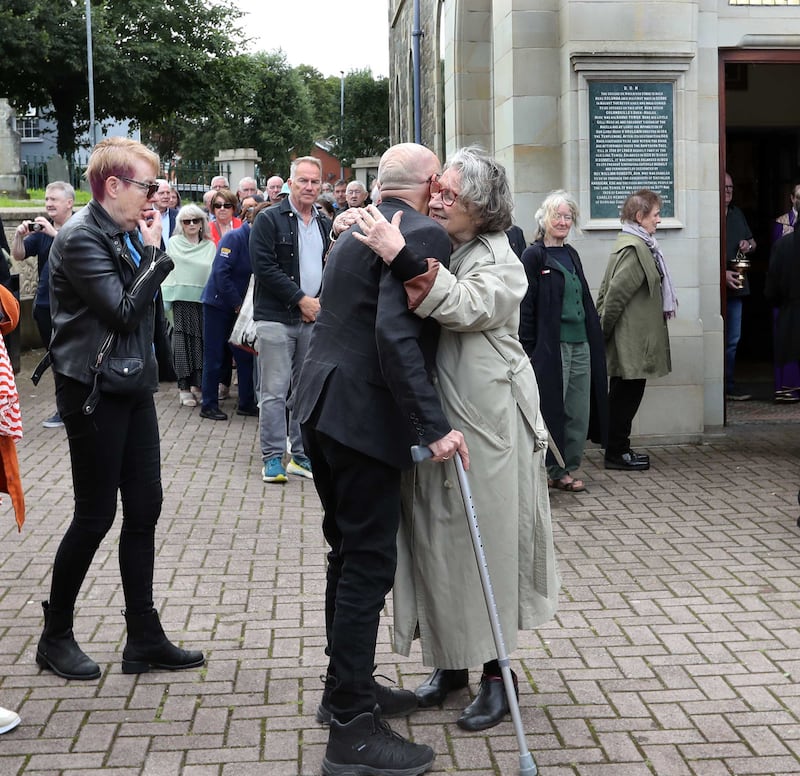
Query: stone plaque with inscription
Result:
<box><xmin>589</xmin><ymin>82</ymin><xmax>675</xmax><ymax>219</ymax></box>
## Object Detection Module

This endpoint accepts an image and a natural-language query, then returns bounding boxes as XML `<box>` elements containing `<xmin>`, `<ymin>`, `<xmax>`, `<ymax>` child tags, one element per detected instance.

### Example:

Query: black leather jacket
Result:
<box><xmin>48</xmin><ymin>200</ymin><xmax>174</xmax><ymax>391</ymax></box>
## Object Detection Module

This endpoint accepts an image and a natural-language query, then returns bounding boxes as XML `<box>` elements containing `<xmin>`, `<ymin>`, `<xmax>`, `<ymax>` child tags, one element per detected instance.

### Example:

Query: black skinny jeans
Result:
<box><xmin>302</xmin><ymin>424</ymin><xmax>401</xmax><ymax>722</ymax></box>
<box><xmin>49</xmin><ymin>374</ymin><xmax>163</xmax><ymax>615</ymax></box>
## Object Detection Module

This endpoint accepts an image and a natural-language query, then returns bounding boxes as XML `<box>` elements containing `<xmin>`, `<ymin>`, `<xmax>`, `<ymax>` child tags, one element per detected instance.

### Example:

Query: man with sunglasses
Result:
<box><xmin>249</xmin><ymin>156</ymin><xmax>331</xmax><ymax>484</ymax></box>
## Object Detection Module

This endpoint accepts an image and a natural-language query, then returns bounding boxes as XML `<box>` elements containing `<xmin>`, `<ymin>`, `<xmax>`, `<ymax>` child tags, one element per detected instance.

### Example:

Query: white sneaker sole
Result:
<box><xmin>286</xmin><ymin>462</ymin><xmax>313</xmax><ymax>479</ymax></box>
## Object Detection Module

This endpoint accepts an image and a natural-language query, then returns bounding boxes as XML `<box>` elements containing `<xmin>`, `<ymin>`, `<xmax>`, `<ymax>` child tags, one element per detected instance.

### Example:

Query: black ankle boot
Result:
<box><xmin>316</xmin><ymin>672</ymin><xmax>418</xmax><ymax>724</ymax></box>
<box><xmin>322</xmin><ymin>705</ymin><xmax>434</xmax><ymax>776</ymax></box>
<box><xmin>415</xmin><ymin>668</ymin><xmax>469</xmax><ymax>708</ymax></box>
<box><xmin>122</xmin><ymin>609</ymin><xmax>205</xmax><ymax>674</ymax></box>
<box><xmin>36</xmin><ymin>601</ymin><xmax>101</xmax><ymax>680</ymax></box>
<box><xmin>456</xmin><ymin>671</ymin><xmax>517</xmax><ymax>732</ymax></box>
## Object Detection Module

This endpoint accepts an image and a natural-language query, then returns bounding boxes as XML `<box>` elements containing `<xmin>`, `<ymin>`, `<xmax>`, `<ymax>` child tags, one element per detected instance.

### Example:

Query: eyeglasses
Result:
<box><xmin>118</xmin><ymin>177</ymin><xmax>159</xmax><ymax>198</ymax></box>
<box><xmin>724</xmin><ymin>186</ymin><xmax>734</xmax><ymax>192</ymax></box>
<box><xmin>182</xmin><ymin>218</ymin><xmax>202</xmax><ymax>225</ymax></box>
<box><xmin>213</xmin><ymin>202</ymin><xmax>234</xmax><ymax>209</ymax></box>
<box><xmin>429</xmin><ymin>178</ymin><xmax>458</xmax><ymax>207</ymax></box>
<box><xmin>552</xmin><ymin>212</ymin><xmax>573</xmax><ymax>223</ymax></box>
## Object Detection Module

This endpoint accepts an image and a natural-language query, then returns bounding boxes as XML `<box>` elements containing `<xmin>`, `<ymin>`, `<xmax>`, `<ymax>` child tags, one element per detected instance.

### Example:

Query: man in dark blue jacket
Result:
<box><xmin>249</xmin><ymin>156</ymin><xmax>331</xmax><ymax>483</ymax></box>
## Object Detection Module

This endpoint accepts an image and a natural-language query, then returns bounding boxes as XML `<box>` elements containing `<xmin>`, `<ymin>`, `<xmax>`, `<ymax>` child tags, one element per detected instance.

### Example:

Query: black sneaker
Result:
<box><xmin>317</xmin><ymin>680</ymin><xmax>418</xmax><ymax>725</ymax></box>
<box><xmin>322</xmin><ymin>705</ymin><xmax>434</xmax><ymax>776</ymax></box>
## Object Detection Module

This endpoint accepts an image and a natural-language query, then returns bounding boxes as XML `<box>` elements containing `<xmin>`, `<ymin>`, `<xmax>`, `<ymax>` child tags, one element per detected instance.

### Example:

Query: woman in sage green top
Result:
<box><xmin>163</xmin><ymin>204</ymin><xmax>216</xmax><ymax>407</ymax></box>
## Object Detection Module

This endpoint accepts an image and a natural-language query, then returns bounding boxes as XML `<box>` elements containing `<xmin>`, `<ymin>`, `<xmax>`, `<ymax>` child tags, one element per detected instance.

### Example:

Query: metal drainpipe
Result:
<box><xmin>412</xmin><ymin>0</ymin><xmax>422</xmax><ymax>143</ymax></box>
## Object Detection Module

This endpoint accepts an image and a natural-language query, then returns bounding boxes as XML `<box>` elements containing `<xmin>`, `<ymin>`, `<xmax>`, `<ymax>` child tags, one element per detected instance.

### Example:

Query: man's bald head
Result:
<box><xmin>377</xmin><ymin>143</ymin><xmax>440</xmax><ymax>213</ymax></box>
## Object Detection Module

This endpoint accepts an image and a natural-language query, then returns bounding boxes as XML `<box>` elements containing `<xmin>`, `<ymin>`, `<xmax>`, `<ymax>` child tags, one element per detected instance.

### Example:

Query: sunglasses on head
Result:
<box><xmin>182</xmin><ymin>218</ymin><xmax>202</xmax><ymax>225</ymax></box>
<box><xmin>213</xmin><ymin>202</ymin><xmax>234</xmax><ymax>209</ymax></box>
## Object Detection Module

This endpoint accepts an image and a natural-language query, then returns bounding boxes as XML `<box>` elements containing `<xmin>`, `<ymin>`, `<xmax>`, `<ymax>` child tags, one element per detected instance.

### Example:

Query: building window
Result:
<box><xmin>18</xmin><ymin>116</ymin><xmax>40</xmax><ymax>140</ymax></box>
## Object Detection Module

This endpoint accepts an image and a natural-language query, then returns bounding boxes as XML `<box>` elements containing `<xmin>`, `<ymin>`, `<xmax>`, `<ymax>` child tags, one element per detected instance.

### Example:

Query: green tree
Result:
<box><xmin>0</xmin><ymin>0</ymin><xmax>244</xmax><ymax>156</ymax></box>
<box><xmin>176</xmin><ymin>51</ymin><xmax>316</xmax><ymax>176</ymax></box>
<box><xmin>295</xmin><ymin>64</ymin><xmax>339</xmax><ymax>140</ymax></box>
<box><xmin>335</xmin><ymin>69</ymin><xmax>390</xmax><ymax>167</ymax></box>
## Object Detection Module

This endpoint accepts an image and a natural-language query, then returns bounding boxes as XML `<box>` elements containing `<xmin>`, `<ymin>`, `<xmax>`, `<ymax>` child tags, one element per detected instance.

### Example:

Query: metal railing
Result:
<box><xmin>20</xmin><ymin>156</ymin><xmax>231</xmax><ymax>201</ymax></box>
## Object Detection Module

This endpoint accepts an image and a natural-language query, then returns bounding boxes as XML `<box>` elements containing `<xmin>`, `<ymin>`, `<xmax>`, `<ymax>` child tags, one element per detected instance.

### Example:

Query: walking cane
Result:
<box><xmin>411</xmin><ymin>445</ymin><xmax>538</xmax><ymax>776</ymax></box>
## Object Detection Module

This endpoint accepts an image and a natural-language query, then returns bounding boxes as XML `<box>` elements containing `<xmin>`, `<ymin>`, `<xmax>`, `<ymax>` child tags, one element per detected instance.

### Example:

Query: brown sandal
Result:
<box><xmin>552</xmin><ymin>477</ymin><xmax>585</xmax><ymax>493</ymax></box>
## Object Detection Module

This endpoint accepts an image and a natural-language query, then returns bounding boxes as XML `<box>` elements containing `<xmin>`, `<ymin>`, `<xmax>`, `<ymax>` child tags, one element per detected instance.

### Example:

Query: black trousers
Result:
<box><xmin>606</xmin><ymin>377</ymin><xmax>647</xmax><ymax>457</ymax></box>
<box><xmin>49</xmin><ymin>375</ymin><xmax>163</xmax><ymax>615</ymax></box>
<box><xmin>302</xmin><ymin>424</ymin><xmax>401</xmax><ymax>721</ymax></box>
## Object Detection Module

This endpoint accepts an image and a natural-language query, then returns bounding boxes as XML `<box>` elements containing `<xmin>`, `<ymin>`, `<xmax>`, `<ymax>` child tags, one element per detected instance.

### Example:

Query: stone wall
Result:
<box><xmin>388</xmin><ymin>0</ymin><xmax>800</xmax><ymax>440</ymax></box>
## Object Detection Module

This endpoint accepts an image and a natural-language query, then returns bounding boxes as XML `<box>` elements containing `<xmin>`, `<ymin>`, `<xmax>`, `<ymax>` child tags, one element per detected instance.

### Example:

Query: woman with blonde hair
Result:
<box><xmin>519</xmin><ymin>190</ymin><xmax>607</xmax><ymax>492</ymax></box>
<box><xmin>163</xmin><ymin>204</ymin><xmax>216</xmax><ymax>407</ymax></box>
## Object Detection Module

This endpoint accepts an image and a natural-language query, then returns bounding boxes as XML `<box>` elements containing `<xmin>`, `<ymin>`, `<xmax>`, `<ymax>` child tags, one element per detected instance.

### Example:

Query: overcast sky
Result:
<box><xmin>236</xmin><ymin>0</ymin><xmax>390</xmax><ymax>78</ymax></box>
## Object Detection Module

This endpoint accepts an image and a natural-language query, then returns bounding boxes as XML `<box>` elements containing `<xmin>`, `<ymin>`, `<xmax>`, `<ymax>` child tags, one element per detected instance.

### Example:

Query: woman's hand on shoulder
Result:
<box><xmin>352</xmin><ymin>205</ymin><xmax>406</xmax><ymax>265</ymax></box>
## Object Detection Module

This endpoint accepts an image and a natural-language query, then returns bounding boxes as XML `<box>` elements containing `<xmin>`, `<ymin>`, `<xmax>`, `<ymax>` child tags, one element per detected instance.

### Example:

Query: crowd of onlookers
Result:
<box><xmin>8</xmin><ymin>139</ymin><xmax>800</xmax><ymax>776</ymax></box>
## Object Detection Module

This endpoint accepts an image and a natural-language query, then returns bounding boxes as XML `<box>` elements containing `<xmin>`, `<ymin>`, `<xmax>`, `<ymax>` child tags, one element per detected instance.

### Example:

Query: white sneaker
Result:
<box><xmin>0</xmin><ymin>706</ymin><xmax>20</xmax><ymax>734</ymax></box>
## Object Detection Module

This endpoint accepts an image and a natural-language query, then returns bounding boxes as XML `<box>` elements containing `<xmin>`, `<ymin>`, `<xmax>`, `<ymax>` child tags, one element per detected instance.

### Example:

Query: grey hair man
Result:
<box><xmin>154</xmin><ymin>179</ymin><xmax>178</xmax><ymax>246</ymax></box>
<box><xmin>236</xmin><ymin>176</ymin><xmax>258</xmax><ymax>201</ymax></box>
<box><xmin>210</xmin><ymin>175</ymin><xmax>229</xmax><ymax>191</ymax></box>
<box><xmin>344</xmin><ymin>180</ymin><xmax>368</xmax><ymax>210</ymax></box>
<box><xmin>265</xmin><ymin>175</ymin><xmax>284</xmax><ymax>203</ymax></box>
<box><xmin>11</xmin><ymin>180</ymin><xmax>75</xmax><ymax>427</ymax></box>
<box><xmin>249</xmin><ymin>156</ymin><xmax>332</xmax><ymax>484</ymax></box>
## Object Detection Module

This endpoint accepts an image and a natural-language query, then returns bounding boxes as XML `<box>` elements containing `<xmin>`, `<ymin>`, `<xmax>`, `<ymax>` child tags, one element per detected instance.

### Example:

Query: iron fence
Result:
<box><xmin>21</xmin><ymin>156</ymin><xmax>230</xmax><ymax>201</ymax></box>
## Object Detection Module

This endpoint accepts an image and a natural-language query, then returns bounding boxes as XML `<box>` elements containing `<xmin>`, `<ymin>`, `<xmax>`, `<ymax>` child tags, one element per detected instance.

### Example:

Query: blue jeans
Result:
<box><xmin>255</xmin><ymin>320</ymin><xmax>312</xmax><ymax>461</ymax></box>
<box><xmin>725</xmin><ymin>297</ymin><xmax>743</xmax><ymax>394</ymax></box>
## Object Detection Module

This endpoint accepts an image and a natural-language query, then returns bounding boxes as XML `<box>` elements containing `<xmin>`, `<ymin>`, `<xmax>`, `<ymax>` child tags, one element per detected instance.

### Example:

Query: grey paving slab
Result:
<box><xmin>1</xmin><ymin>348</ymin><xmax>800</xmax><ymax>775</ymax></box>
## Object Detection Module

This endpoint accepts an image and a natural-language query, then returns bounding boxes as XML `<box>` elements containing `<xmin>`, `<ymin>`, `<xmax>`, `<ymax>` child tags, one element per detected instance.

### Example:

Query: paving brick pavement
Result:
<box><xmin>2</xmin><ymin>349</ymin><xmax>800</xmax><ymax>775</ymax></box>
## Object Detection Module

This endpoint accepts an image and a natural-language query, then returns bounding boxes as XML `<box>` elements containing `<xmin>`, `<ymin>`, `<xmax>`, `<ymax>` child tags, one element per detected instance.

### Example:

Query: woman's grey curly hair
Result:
<box><xmin>444</xmin><ymin>146</ymin><xmax>514</xmax><ymax>233</ymax></box>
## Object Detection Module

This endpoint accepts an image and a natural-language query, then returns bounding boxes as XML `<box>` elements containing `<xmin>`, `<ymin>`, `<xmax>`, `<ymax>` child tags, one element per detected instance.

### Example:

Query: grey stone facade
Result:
<box><xmin>389</xmin><ymin>0</ymin><xmax>800</xmax><ymax>442</ymax></box>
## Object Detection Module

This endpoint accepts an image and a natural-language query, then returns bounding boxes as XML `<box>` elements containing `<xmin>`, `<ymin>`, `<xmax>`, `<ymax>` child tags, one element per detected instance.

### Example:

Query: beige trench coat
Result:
<box><xmin>392</xmin><ymin>231</ymin><xmax>561</xmax><ymax>669</ymax></box>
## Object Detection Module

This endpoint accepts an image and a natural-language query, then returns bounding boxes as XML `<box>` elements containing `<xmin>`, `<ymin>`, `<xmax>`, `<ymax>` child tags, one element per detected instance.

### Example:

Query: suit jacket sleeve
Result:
<box><xmin>375</xmin><ymin>217</ymin><xmax>453</xmax><ymax>445</ymax></box>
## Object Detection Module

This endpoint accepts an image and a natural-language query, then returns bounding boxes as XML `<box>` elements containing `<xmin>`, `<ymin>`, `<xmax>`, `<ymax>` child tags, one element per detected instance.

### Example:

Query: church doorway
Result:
<box><xmin>720</xmin><ymin>52</ymin><xmax>800</xmax><ymax>409</ymax></box>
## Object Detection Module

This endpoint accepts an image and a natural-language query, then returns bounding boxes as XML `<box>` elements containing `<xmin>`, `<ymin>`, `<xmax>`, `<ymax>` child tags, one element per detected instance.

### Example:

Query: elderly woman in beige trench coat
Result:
<box><xmin>353</xmin><ymin>146</ymin><xmax>560</xmax><ymax>733</ymax></box>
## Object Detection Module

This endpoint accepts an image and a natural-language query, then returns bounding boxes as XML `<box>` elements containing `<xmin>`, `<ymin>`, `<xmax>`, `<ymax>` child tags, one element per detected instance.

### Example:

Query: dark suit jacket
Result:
<box><xmin>765</xmin><ymin>229</ymin><xmax>800</xmax><ymax>364</ymax></box>
<box><xmin>159</xmin><ymin>207</ymin><xmax>179</xmax><ymax>250</ymax></box>
<box><xmin>294</xmin><ymin>198</ymin><xmax>453</xmax><ymax>470</ymax></box>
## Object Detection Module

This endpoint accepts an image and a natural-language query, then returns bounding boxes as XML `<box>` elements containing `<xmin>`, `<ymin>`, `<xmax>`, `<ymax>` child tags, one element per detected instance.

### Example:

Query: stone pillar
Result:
<box><xmin>0</xmin><ymin>100</ymin><xmax>27</xmax><ymax>198</ymax></box>
<box><xmin>214</xmin><ymin>148</ymin><xmax>261</xmax><ymax>191</ymax></box>
<box><xmin>352</xmin><ymin>157</ymin><xmax>381</xmax><ymax>191</ymax></box>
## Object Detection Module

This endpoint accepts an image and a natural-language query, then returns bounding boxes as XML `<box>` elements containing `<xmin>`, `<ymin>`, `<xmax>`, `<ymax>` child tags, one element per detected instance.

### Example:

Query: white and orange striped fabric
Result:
<box><xmin>0</xmin><ymin>332</ymin><xmax>21</xmax><ymax>442</ymax></box>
